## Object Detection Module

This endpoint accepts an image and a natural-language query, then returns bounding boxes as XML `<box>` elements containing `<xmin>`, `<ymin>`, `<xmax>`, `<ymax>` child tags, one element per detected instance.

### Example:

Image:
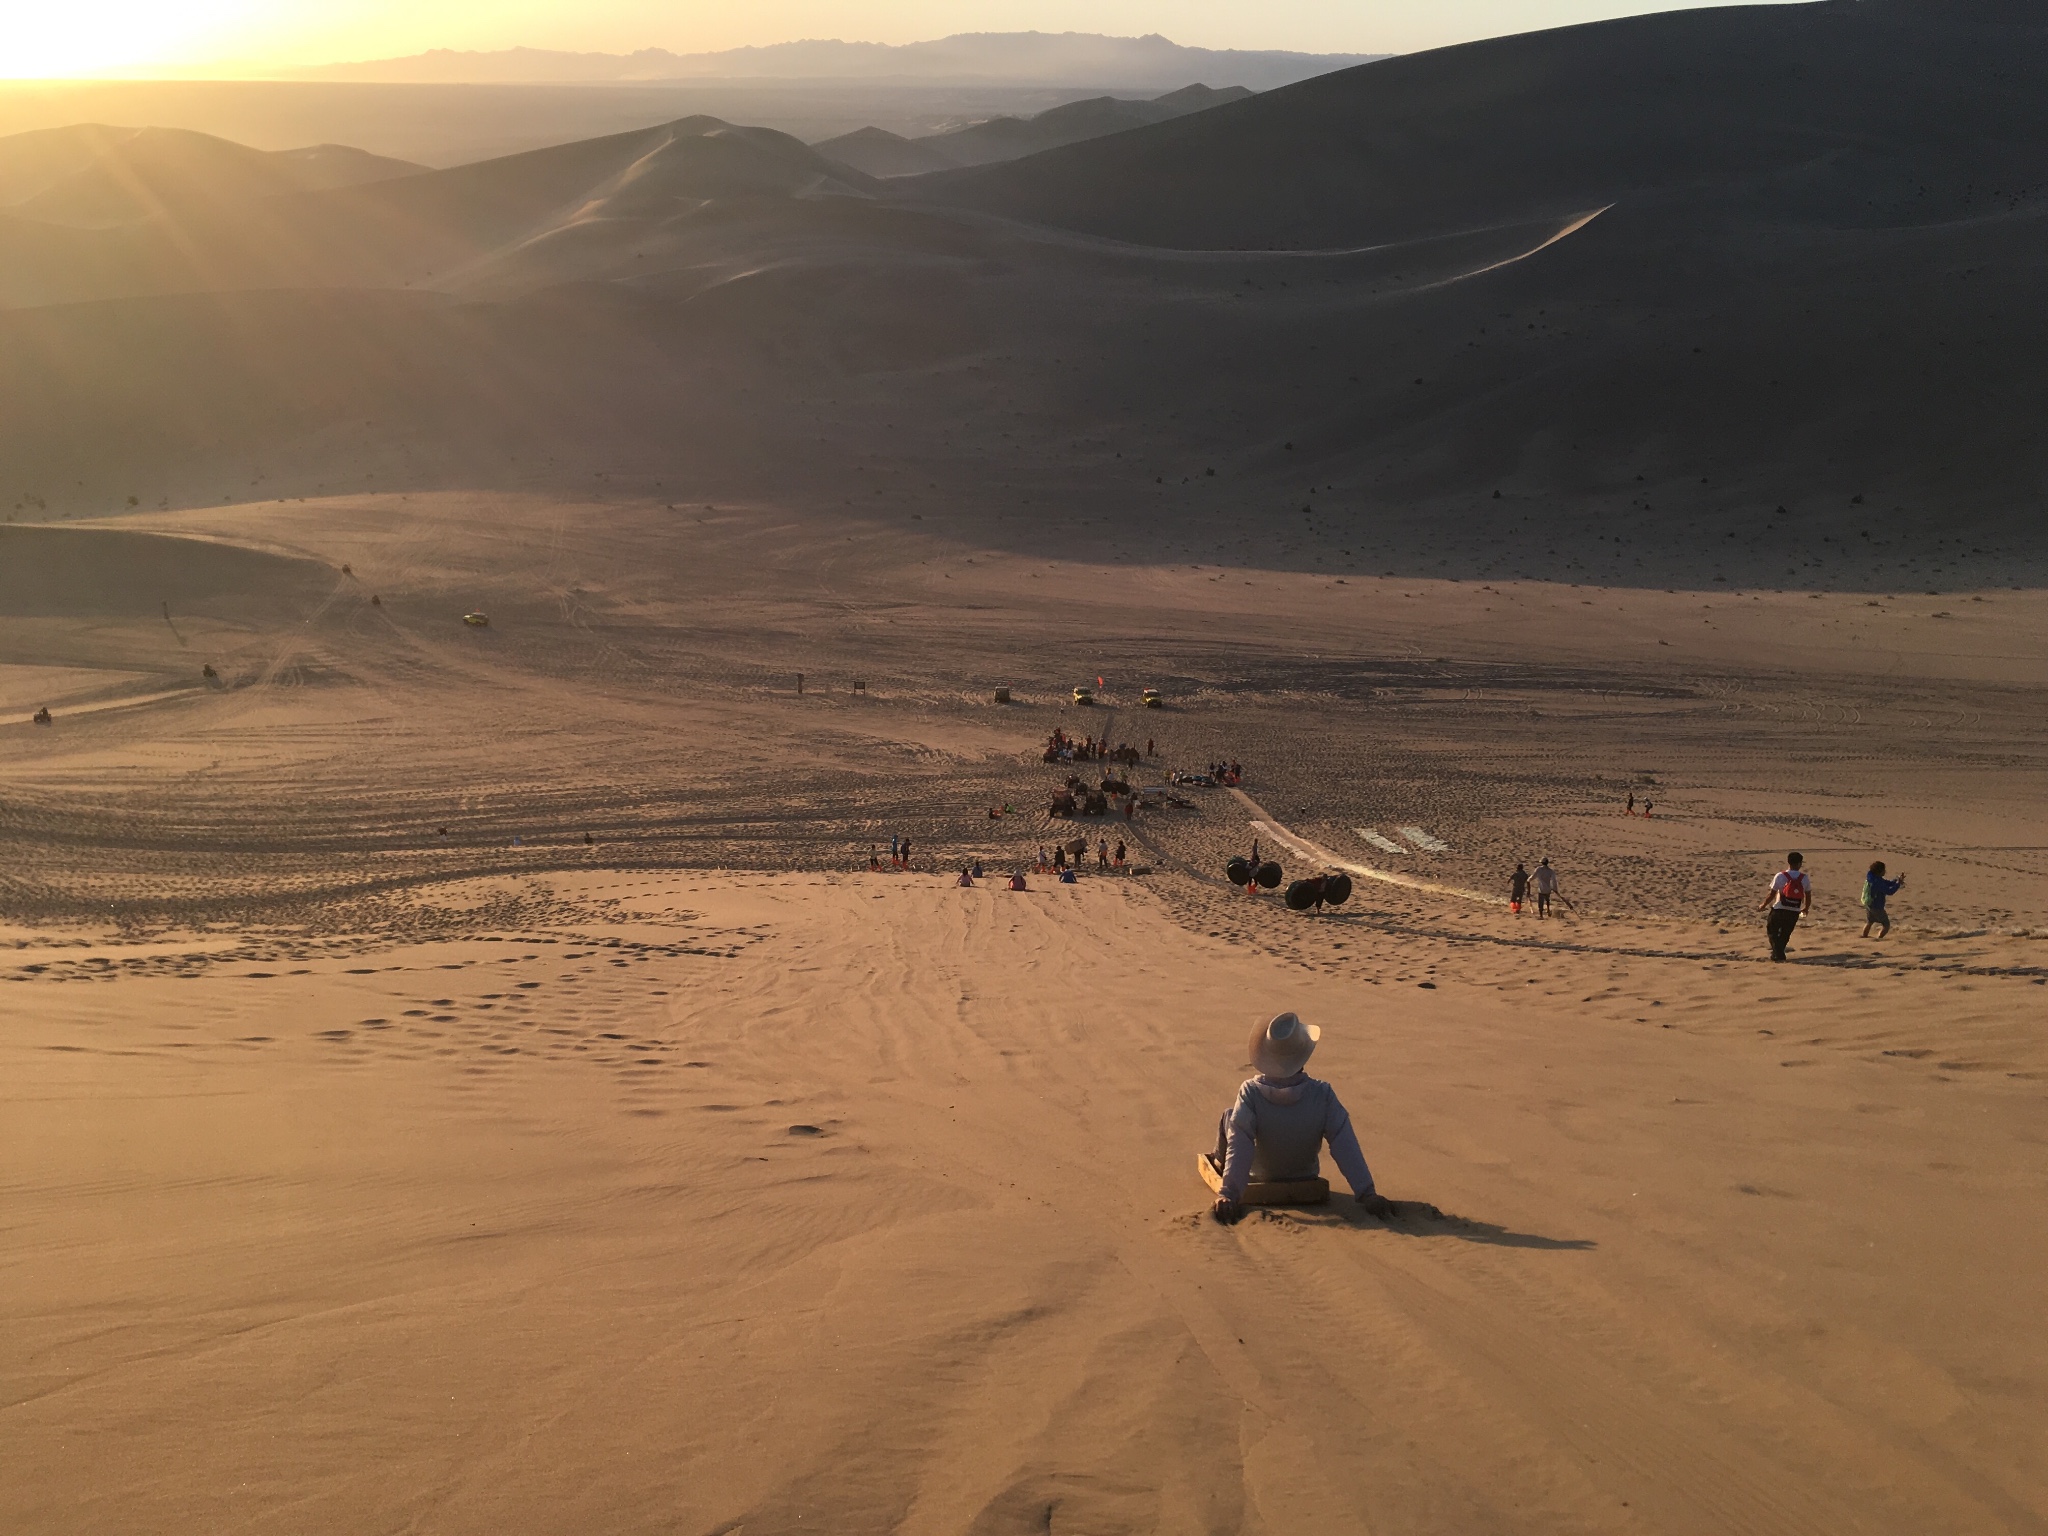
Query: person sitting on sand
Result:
<box><xmin>1860</xmin><ymin>860</ymin><xmax>1905</xmax><ymax>939</ymax></box>
<box><xmin>1211</xmin><ymin>1012</ymin><xmax>1393</xmax><ymax>1224</ymax></box>
<box><xmin>958</xmin><ymin>867</ymin><xmax>975</xmax><ymax>887</ymax></box>
<box><xmin>1008</xmin><ymin>872</ymin><xmax>1028</xmax><ymax>891</ymax></box>
<box><xmin>1058</xmin><ymin>867</ymin><xmax>1078</xmax><ymax>884</ymax></box>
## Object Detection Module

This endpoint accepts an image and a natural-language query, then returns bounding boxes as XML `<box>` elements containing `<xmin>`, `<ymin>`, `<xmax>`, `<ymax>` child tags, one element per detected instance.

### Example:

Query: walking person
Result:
<box><xmin>1759</xmin><ymin>851</ymin><xmax>1811</xmax><ymax>962</ymax></box>
<box><xmin>1113</xmin><ymin>839</ymin><xmax>1127</xmax><ymax>871</ymax></box>
<box><xmin>1625</xmin><ymin>792</ymin><xmax>1636</xmax><ymax>817</ymax></box>
<box><xmin>1532</xmin><ymin>858</ymin><xmax>1561</xmax><ymax>919</ymax></box>
<box><xmin>1510</xmin><ymin>862</ymin><xmax>1529</xmax><ymax>915</ymax></box>
<box><xmin>1860</xmin><ymin>861</ymin><xmax>1904</xmax><ymax>939</ymax></box>
<box><xmin>1096</xmin><ymin>837</ymin><xmax>1110</xmax><ymax>870</ymax></box>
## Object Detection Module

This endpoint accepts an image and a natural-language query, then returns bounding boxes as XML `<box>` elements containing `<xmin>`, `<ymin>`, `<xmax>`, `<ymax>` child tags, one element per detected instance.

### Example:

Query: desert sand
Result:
<box><xmin>5</xmin><ymin>2</ymin><xmax>2048</xmax><ymax>1530</ymax></box>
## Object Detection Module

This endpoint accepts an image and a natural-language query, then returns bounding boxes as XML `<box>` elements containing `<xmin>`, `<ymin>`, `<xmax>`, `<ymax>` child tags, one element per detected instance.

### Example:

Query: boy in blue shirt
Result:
<box><xmin>1861</xmin><ymin>861</ymin><xmax>1905</xmax><ymax>939</ymax></box>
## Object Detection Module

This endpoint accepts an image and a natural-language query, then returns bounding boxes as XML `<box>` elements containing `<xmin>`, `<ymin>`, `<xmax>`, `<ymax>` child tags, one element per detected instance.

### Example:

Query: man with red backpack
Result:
<box><xmin>1759</xmin><ymin>852</ymin><xmax>1812</xmax><ymax>962</ymax></box>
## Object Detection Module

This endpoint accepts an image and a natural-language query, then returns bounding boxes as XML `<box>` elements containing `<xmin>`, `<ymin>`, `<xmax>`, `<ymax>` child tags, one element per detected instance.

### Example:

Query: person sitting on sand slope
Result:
<box><xmin>1211</xmin><ymin>1012</ymin><xmax>1396</xmax><ymax>1225</ymax></box>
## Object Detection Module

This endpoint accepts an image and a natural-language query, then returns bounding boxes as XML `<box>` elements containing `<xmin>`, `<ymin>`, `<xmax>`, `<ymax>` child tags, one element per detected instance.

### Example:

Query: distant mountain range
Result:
<box><xmin>286</xmin><ymin>32</ymin><xmax>1382</xmax><ymax>92</ymax></box>
<box><xmin>814</xmin><ymin>83</ymin><xmax>1253</xmax><ymax>176</ymax></box>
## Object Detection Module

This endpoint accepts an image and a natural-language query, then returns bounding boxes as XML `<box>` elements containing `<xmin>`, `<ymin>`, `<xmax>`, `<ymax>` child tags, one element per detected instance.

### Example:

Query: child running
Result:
<box><xmin>1860</xmin><ymin>861</ymin><xmax>1905</xmax><ymax>939</ymax></box>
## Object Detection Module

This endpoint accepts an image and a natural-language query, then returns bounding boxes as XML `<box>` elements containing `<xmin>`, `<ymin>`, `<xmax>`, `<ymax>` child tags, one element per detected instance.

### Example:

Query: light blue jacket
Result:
<box><xmin>1219</xmin><ymin>1074</ymin><xmax>1376</xmax><ymax>1201</ymax></box>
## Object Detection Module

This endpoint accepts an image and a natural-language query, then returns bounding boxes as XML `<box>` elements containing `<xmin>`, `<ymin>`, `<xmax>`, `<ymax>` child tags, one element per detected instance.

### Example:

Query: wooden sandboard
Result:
<box><xmin>1197</xmin><ymin>1152</ymin><xmax>1329</xmax><ymax>1205</ymax></box>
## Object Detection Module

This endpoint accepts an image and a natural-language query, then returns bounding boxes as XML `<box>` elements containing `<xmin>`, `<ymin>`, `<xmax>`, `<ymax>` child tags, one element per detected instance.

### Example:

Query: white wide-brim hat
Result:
<box><xmin>1249</xmin><ymin>1011</ymin><xmax>1320</xmax><ymax>1077</ymax></box>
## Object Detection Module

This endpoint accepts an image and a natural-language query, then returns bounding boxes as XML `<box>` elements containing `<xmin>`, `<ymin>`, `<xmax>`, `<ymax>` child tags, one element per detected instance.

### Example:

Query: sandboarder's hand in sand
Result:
<box><xmin>1210</xmin><ymin>1196</ymin><xmax>1245</xmax><ymax>1225</ymax></box>
<box><xmin>1355</xmin><ymin>1192</ymin><xmax>1397</xmax><ymax>1219</ymax></box>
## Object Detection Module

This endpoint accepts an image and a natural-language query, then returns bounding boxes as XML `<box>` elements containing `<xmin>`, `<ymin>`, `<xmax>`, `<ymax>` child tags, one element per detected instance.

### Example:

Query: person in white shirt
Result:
<box><xmin>1531</xmin><ymin>858</ymin><xmax>1561</xmax><ymax>918</ymax></box>
<box><xmin>1759</xmin><ymin>851</ymin><xmax>1812</xmax><ymax>961</ymax></box>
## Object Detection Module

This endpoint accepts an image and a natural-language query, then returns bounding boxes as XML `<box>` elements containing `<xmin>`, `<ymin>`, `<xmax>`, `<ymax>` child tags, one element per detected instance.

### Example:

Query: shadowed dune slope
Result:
<box><xmin>0</xmin><ymin>117</ymin><xmax>875</xmax><ymax>307</ymax></box>
<box><xmin>817</xmin><ymin>84</ymin><xmax>1253</xmax><ymax>176</ymax></box>
<box><xmin>0</xmin><ymin>124</ymin><xmax>423</xmax><ymax>229</ymax></box>
<box><xmin>810</xmin><ymin>126</ymin><xmax>959</xmax><ymax>179</ymax></box>
<box><xmin>0</xmin><ymin>524</ymin><xmax>333</xmax><ymax>618</ymax></box>
<box><xmin>2</xmin><ymin>3</ymin><xmax>2047</xmax><ymax>587</ymax></box>
<box><xmin>913</xmin><ymin>83</ymin><xmax>1256</xmax><ymax>171</ymax></box>
<box><xmin>921</xmin><ymin>1</ymin><xmax>2048</xmax><ymax>249</ymax></box>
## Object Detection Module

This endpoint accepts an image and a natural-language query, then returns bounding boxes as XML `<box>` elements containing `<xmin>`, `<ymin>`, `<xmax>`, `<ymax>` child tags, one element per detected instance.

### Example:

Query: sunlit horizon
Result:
<box><xmin>6</xmin><ymin>1</ymin><xmax>1806</xmax><ymax>82</ymax></box>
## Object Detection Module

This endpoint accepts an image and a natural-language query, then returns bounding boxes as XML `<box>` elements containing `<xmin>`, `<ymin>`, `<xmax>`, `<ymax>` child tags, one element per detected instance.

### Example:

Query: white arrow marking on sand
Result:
<box><xmin>1355</xmin><ymin>828</ymin><xmax>1406</xmax><ymax>854</ymax></box>
<box><xmin>1232</xmin><ymin>791</ymin><xmax>1505</xmax><ymax>907</ymax></box>
<box><xmin>1399</xmin><ymin>826</ymin><xmax>1449</xmax><ymax>853</ymax></box>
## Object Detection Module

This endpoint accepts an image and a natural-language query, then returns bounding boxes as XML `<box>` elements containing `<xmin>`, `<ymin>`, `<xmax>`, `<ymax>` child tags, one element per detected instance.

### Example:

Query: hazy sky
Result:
<box><xmin>13</xmin><ymin>1</ymin><xmax>1805</xmax><ymax>78</ymax></box>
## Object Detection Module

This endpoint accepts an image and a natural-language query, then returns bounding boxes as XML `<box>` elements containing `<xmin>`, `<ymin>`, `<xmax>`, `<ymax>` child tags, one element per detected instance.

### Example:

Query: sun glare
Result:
<box><xmin>3</xmin><ymin>0</ymin><xmax>270</xmax><ymax>77</ymax></box>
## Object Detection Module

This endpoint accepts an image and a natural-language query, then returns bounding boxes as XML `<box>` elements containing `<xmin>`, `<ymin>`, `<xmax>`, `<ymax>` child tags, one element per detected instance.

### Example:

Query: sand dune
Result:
<box><xmin>3</xmin><ymin>9</ymin><xmax>2048</xmax><ymax>1523</ymax></box>
<box><xmin>0</xmin><ymin>116</ymin><xmax>876</xmax><ymax>306</ymax></box>
<box><xmin>6</xmin><ymin>863</ymin><xmax>2046</xmax><ymax>1531</ymax></box>
<box><xmin>810</xmin><ymin>124</ymin><xmax>961</xmax><ymax>178</ymax></box>
<box><xmin>0</xmin><ymin>80</ymin><xmax>1239</xmax><ymax>168</ymax></box>
<box><xmin>2</xmin><ymin>6</ymin><xmax>2045</xmax><ymax>581</ymax></box>
<box><xmin>0</xmin><ymin>123</ymin><xmax>421</xmax><ymax>229</ymax></box>
<box><xmin>925</xmin><ymin>2</ymin><xmax>2048</xmax><ymax>248</ymax></box>
<box><xmin>819</xmin><ymin>83</ymin><xmax>1255</xmax><ymax>175</ymax></box>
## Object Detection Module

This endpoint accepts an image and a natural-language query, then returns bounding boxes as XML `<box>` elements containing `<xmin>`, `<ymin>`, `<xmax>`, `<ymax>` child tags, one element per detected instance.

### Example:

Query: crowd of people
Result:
<box><xmin>1043</xmin><ymin>729</ymin><xmax>1152</xmax><ymax>766</ymax></box>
